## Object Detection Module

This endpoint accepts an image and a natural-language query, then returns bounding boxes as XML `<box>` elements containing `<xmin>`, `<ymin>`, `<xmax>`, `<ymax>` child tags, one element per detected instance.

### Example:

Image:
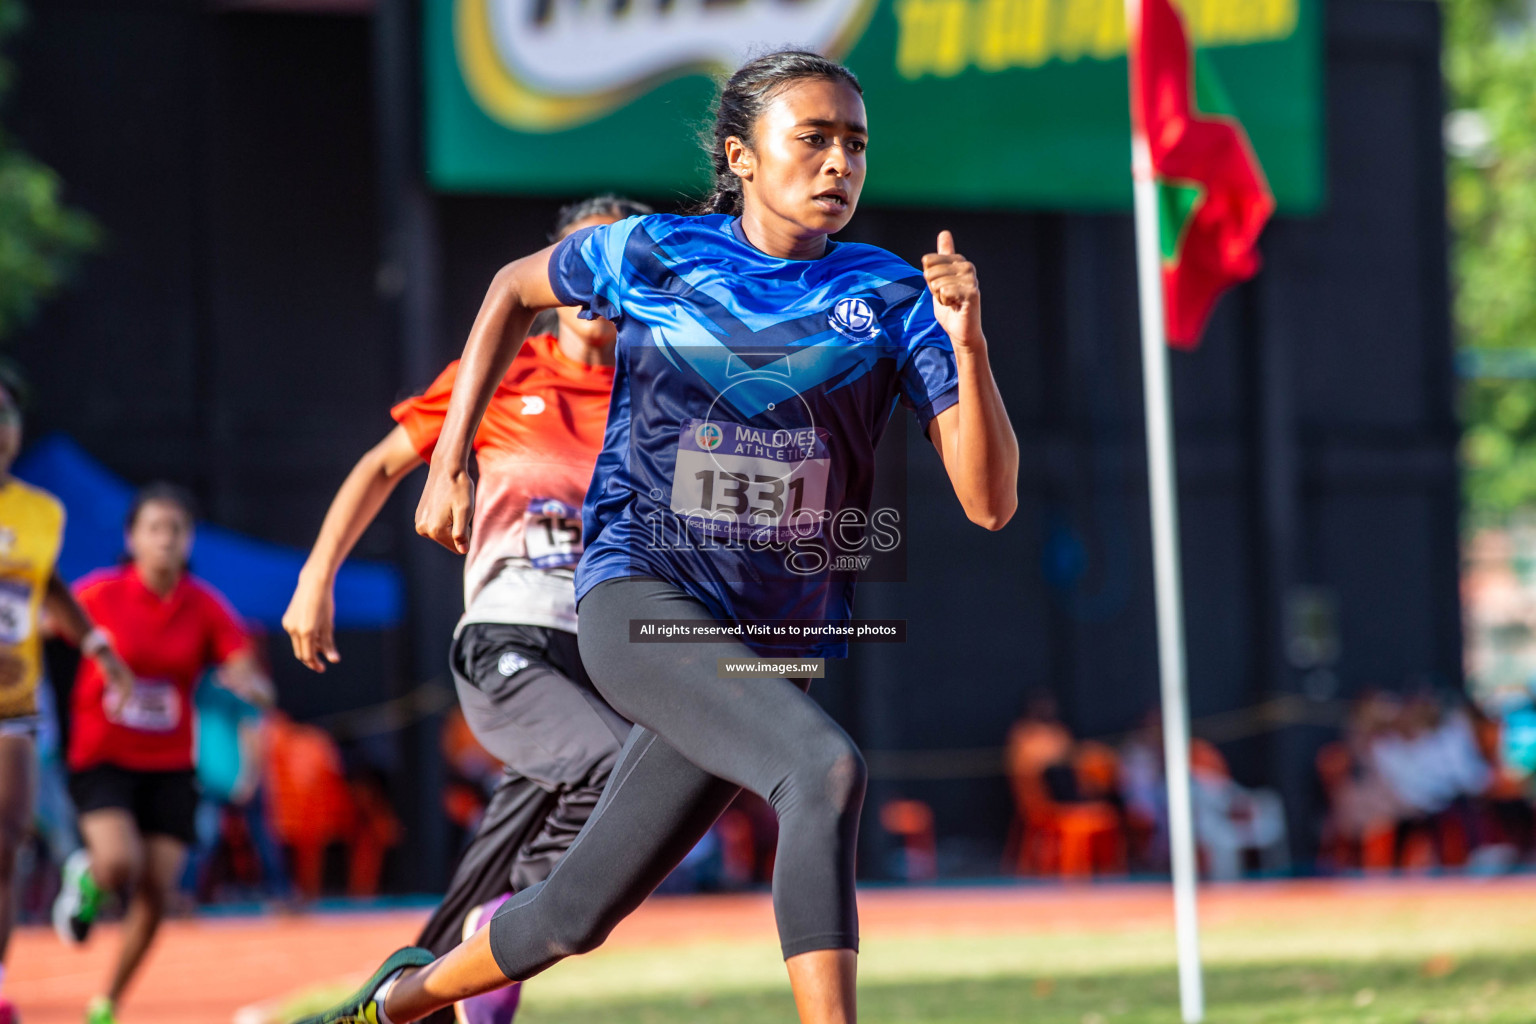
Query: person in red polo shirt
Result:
<box><xmin>53</xmin><ymin>484</ymin><xmax>274</xmax><ymax>1024</ymax></box>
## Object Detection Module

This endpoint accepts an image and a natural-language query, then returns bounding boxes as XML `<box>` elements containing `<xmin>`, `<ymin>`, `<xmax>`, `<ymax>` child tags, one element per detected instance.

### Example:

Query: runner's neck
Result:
<box><xmin>134</xmin><ymin>563</ymin><xmax>181</xmax><ymax>600</ymax></box>
<box><xmin>554</xmin><ymin>329</ymin><xmax>615</xmax><ymax>368</ymax></box>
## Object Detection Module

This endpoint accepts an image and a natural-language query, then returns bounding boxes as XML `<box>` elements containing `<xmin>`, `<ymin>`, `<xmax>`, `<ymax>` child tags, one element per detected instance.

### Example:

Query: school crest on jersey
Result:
<box><xmin>828</xmin><ymin>297</ymin><xmax>881</xmax><ymax>341</ymax></box>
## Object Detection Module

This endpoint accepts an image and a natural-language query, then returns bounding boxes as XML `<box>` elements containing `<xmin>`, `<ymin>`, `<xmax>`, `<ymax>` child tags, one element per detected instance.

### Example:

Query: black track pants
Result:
<box><xmin>487</xmin><ymin>576</ymin><xmax>866</xmax><ymax>980</ymax></box>
<box><xmin>414</xmin><ymin>623</ymin><xmax>630</xmax><ymax>988</ymax></box>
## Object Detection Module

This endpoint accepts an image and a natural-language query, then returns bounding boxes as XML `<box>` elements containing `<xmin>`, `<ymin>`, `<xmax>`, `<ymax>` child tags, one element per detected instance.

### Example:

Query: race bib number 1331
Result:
<box><xmin>669</xmin><ymin>418</ymin><xmax>830</xmax><ymax>541</ymax></box>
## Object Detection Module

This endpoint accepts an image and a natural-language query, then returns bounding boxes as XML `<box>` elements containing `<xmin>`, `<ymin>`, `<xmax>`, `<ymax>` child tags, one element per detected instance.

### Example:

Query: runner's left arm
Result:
<box><xmin>921</xmin><ymin>230</ymin><xmax>1019</xmax><ymax>531</ymax></box>
<box><xmin>284</xmin><ymin>426</ymin><xmax>425</xmax><ymax>672</ymax></box>
<box><xmin>42</xmin><ymin>571</ymin><xmax>136</xmax><ymax>704</ymax></box>
<box><xmin>417</xmin><ymin>246</ymin><xmax>564</xmax><ymax>554</ymax></box>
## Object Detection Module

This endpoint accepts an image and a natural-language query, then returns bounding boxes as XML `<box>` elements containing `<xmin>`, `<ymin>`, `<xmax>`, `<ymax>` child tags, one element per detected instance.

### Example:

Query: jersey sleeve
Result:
<box><xmin>890</xmin><ymin>287</ymin><xmax>961</xmax><ymax>433</ymax></box>
<box><xmin>71</xmin><ymin>571</ymin><xmax>113</xmax><ymax>614</ymax></box>
<box><xmin>390</xmin><ymin>361</ymin><xmax>460</xmax><ymax>460</ymax></box>
<box><xmin>547</xmin><ymin>219</ymin><xmax>640</xmax><ymax>323</ymax></box>
<box><xmin>197</xmin><ymin>583</ymin><xmax>253</xmax><ymax>666</ymax></box>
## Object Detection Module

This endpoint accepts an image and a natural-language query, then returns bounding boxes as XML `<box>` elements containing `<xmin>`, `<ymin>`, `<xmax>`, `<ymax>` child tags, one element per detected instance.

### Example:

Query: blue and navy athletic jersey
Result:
<box><xmin>551</xmin><ymin>213</ymin><xmax>960</xmax><ymax>657</ymax></box>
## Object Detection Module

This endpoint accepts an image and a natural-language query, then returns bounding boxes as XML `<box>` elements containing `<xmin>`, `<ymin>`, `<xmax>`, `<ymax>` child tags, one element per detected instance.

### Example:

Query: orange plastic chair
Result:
<box><xmin>1005</xmin><ymin>736</ymin><xmax>1125</xmax><ymax>880</ymax></box>
<box><xmin>263</xmin><ymin>715</ymin><xmax>354</xmax><ymax>899</ymax></box>
<box><xmin>1074</xmin><ymin>742</ymin><xmax>1121</xmax><ymax>798</ymax></box>
<box><xmin>1315</xmin><ymin>741</ymin><xmax>1400</xmax><ymax>871</ymax></box>
<box><xmin>715</xmin><ymin>809</ymin><xmax>757</xmax><ymax>887</ymax></box>
<box><xmin>347</xmin><ymin>776</ymin><xmax>402</xmax><ymax>897</ymax></box>
<box><xmin>881</xmin><ymin>799</ymin><xmax>938</xmax><ymax>881</ymax></box>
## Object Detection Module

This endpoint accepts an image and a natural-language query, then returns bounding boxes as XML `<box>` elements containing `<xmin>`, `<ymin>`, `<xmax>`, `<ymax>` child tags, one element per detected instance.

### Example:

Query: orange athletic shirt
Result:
<box><xmin>391</xmin><ymin>333</ymin><xmax>614</xmax><ymax>632</ymax></box>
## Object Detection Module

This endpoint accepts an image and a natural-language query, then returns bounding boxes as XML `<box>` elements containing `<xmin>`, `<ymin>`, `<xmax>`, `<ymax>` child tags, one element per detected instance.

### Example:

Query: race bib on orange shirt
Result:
<box><xmin>522</xmin><ymin>497</ymin><xmax>583</xmax><ymax>570</ymax></box>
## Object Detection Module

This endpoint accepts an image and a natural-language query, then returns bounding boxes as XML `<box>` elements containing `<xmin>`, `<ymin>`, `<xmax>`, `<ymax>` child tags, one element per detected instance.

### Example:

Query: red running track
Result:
<box><xmin>7</xmin><ymin>878</ymin><xmax>1535</xmax><ymax>1024</ymax></box>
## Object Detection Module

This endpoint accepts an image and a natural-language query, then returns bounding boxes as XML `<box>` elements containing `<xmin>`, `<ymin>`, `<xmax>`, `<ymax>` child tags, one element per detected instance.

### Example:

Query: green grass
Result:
<box><xmin>506</xmin><ymin>901</ymin><xmax>1536</xmax><ymax>1024</ymax></box>
<box><xmin>517</xmin><ymin>956</ymin><xmax>1532</xmax><ymax>1024</ymax></box>
<box><xmin>271</xmin><ymin>892</ymin><xmax>1536</xmax><ymax>1023</ymax></box>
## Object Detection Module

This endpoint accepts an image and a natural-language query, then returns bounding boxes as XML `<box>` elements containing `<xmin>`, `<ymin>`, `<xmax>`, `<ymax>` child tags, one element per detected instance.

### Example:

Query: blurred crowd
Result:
<box><xmin>1319</xmin><ymin>691</ymin><xmax>1534</xmax><ymax>874</ymax></box>
<box><xmin>999</xmin><ymin>685</ymin><xmax>1536</xmax><ymax>882</ymax></box>
<box><xmin>1002</xmin><ymin>694</ymin><xmax>1287</xmax><ymax>882</ymax></box>
<box><xmin>19</xmin><ymin>663</ymin><xmax>1536</xmax><ymax>909</ymax></box>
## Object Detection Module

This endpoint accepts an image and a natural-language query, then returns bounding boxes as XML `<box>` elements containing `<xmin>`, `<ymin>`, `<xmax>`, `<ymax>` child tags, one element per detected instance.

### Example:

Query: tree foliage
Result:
<box><xmin>1447</xmin><ymin>0</ymin><xmax>1536</xmax><ymax>522</ymax></box>
<box><xmin>0</xmin><ymin>0</ymin><xmax>97</xmax><ymax>345</ymax></box>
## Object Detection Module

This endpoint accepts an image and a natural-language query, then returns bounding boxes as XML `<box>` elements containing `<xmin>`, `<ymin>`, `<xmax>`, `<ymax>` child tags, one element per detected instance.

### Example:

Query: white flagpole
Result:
<box><xmin>1126</xmin><ymin>2</ymin><xmax>1205</xmax><ymax>1017</ymax></box>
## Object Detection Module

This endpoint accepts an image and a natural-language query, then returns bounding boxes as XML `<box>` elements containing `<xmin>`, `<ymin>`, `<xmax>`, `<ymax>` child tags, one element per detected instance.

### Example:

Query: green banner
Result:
<box><xmin>425</xmin><ymin>0</ymin><xmax>1321</xmax><ymax>213</ymax></box>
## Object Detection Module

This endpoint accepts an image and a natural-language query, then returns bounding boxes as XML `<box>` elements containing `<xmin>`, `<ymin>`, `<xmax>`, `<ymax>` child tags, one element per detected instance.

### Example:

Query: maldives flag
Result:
<box><xmin>1128</xmin><ymin>0</ymin><xmax>1274</xmax><ymax>348</ymax></box>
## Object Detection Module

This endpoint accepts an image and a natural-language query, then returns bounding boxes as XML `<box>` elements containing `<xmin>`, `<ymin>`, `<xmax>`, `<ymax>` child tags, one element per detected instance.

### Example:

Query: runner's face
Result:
<box><xmin>127</xmin><ymin>501</ymin><xmax>193</xmax><ymax>579</ymax></box>
<box><xmin>739</xmin><ymin>78</ymin><xmax>866</xmax><ymax>236</ymax></box>
<box><xmin>555</xmin><ymin>214</ymin><xmax>623</xmax><ymax>349</ymax></box>
<box><xmin>0</xmin><ymin>387</ymin><xmax>18</xmax><ymax>477</ymax></box>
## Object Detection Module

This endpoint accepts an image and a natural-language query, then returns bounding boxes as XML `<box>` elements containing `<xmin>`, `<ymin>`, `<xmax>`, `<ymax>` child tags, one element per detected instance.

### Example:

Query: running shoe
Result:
<box><xmin>291</xmin><ymin>947</ymin><xmax>435</xmax><ymax>1024</ymax></box>
<box><xmin>83</xmin><ymin>996</ymin><xmax>114</xmax><ymax>1024</ymax></box>
<box><xmin>456</xmin><ymin>896</ymin><xmax>520</xmax><ymax>1024</ymax></box>
<box><xmin>0</xmin><ymin>995</ymin><xmax>17</xmax><ymax>1023</ymax></box>
<box><xmin>53</xmin><ymin>850</ymin><xmax>102</xmax><ymax>946</ymax></box>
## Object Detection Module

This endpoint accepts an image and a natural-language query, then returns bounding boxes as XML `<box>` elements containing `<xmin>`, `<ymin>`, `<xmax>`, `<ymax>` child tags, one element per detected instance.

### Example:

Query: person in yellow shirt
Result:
<box><xmin>0</xmin><ymin>374</ymin><xmax>132</xmax><ymax>1024</ymax></box>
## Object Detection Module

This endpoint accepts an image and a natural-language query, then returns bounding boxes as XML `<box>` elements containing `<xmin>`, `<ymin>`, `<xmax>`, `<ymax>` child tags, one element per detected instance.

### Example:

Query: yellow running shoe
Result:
<box><xmin>291</xmin><ymin>947</ymin><xmax>435</xmax><ymax>1024</ymax></box>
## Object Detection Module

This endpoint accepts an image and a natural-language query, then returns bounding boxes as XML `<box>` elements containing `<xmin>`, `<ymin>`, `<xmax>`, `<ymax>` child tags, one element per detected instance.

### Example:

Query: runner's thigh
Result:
<box><xmin>451</xmin><ymin>624</ymin><xmax>629</xmax><ymax>790</ymax></box>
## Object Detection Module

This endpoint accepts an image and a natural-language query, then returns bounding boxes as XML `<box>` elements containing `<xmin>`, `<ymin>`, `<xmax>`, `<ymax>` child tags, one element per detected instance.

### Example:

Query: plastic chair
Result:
<box><xmin>881</xmin><ymin>799</ymin><xmax>938</xmax><ymax>881</ymax></box>
<box><xmin>263</xmin><ymin>715</ymin><xmax>354</xmax><ymax>899</ymax></box>
<box><xmin>1005</xmin><ymin>738</ymin><xmax>1125</xmax><ymax>880</ymax></box>
<box><xmin>346</xmin><ymin>774</ymin><xmax>402</xmax><ymax>897</ymax></box>
<box><xmin>1315</xmin><ymin>741</ymin><xmax>1398</xmax><ymax>871</ymax></box>
<box><xmin>715</xmin><ymin>808</ymin><xmax>757</xmax><ymax>887</ymax></box>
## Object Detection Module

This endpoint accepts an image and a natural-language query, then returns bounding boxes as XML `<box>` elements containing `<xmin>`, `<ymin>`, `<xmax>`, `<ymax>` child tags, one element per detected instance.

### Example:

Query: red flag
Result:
<box><xmin>1128</xmin><ymin>0</ymin><xmax>1275</xmax><ymax>348</ymax></box>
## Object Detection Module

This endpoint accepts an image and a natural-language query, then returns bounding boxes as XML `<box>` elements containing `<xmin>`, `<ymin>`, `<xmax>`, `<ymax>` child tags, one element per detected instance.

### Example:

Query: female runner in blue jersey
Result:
<box><xmin>299</xmin><ymin>50</ymin><xmax>1017</xmax><ymax>1024</ymax></box>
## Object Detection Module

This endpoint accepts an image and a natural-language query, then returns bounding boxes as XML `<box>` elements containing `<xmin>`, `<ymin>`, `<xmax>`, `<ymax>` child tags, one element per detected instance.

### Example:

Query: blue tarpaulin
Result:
<box><xmin>14</xmin><ymin>434</ymin><xmax>404</xmax><ymax>630</ymax></box>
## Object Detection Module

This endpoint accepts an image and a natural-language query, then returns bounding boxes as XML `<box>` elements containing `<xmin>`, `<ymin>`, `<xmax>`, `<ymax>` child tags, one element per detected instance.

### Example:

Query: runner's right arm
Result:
<box><xmin>284</xmin><ymin>426</ymin><xmax>424</xmax><ymax>672</ymax></box>
<box><xmin>42</xmin><ymin>570</ymin><xmax>137</xmax><ymax>707</ymax></box>
<box><xmin>417</xmin><ymin>247</ymin><xmax>563</xmax><ymax>554</ymax></box>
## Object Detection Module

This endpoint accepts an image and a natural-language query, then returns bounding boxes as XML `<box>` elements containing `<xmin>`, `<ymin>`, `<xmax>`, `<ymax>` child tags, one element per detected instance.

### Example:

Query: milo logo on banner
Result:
<box><xmin>455</xmin><ymin>0</ymin><xmax>881</xmax><ymax>132</ymax></box>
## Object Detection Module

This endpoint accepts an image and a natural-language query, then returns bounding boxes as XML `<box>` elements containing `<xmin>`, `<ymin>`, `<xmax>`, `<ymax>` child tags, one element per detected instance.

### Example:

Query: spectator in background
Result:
<box><xmin>185</xmin><ymin>665</ymin><xmax>288</xmax><ymax>903</ymax></box>
<box><xmin>1119</xmin><ymin>710</ymin><xmax>1288</xmax><ymax>879</ymax></box>
<box><xmin>1369</xmin><ymin>691</ymin><xmax>1490</xmax><ymax>867</ymax></box>
<box><xmin>1188</xmin><ymin>740</ymin><xmax>1289</xmax><ymax>879</ymax></box>
<box><xmin>1119</xmin><ymin>710</ymin><xmax>1168</xmax><ymax>870</ymax></box>
<box><xmin>1006</xmin><ymin>690</ymin><xmax>1074</xmax><ymax>800</ymax></box>
<box><xmin>1006</xmin><ymin>691</ymin><xmax>1129</xmax><ymax>877</ymax></box>
<box><xmin>52</xmin><ymin>484</ymin><xmax>274</xmax><ymax>1024</ymax></box>
<box><xmin>1318</xmin><ymin>691</ymin><xmax>1406</xmax><ymax>869</ymax></box>
<box><xmin>1465</xmin><ymin>694</ymin><xmax>1536</xmax><ymax>861</ymax></box>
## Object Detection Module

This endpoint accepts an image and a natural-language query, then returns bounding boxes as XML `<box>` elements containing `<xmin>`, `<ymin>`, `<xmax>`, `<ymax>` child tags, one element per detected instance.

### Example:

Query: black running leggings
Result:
<box><xmin>487</xmin><ymin>575</ymin><xmax>866</xmax><ymax>978</ymax></box>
